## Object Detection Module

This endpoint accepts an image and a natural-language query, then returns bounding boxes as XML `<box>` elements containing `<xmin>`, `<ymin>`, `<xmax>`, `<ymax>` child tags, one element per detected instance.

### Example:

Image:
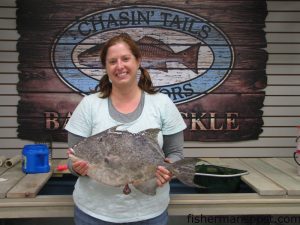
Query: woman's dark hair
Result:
<box><xmin>96</xmin><ymin>33</ymin><xmax>157</xmax><ymax>98</ymax></box>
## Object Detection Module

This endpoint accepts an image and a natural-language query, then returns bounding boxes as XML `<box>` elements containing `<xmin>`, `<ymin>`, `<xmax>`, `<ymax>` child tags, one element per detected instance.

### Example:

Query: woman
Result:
<box><xmin>66</xmin><ymin>33</ymin><xmax>186</xmax><ymax>225</ymax></box>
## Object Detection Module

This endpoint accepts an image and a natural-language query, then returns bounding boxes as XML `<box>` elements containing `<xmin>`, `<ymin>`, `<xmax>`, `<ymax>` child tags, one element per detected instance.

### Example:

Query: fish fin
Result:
<box><xmin>138</xmin><ymin>36</ymin><xmax>173</xmax><ymax>52</ymax></box>
<box><xmin>177</xmin><ymin>44</ymin><xmax>201</xmax><ymax>74</ymax></box>
<box><xmin>133</xmin><ymin>178</ymin><xmax>157</xmax><ymax>196</ymax></box>
<box><xmin>108</xmin><ymin>124</ymin><xmax>124</xmax><ymax>133</ymax></box>
<box><xmin>168</xmin><ymin>158</ymin><xmax>205</xmax><ymax>188</ymax></box>
<box><xmin>78</xmin><ymin>44</ymin><xmax>103</xmax><ymax>67</ymax></box>
<box><xmin>155</xmin><ymin>62</ymin><xmax>168</xmax><ymax>72</ymax></box>
<box><xmin>138</xmin><ymin>128</ymin><xmax>160</xmax><ymax>143</ymax></box>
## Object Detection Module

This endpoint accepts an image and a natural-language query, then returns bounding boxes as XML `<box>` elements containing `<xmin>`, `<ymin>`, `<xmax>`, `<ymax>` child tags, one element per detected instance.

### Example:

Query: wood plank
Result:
<box><xmin>0</xmin><ymin>96</ymin><xmax>19</xmax><ymax>106</ymax></box>
<box><xmin>6</xmin><ymin>171</ymin><xmax>52</xmax><ymax>198</ymax></box>
<box><xmin>0</xmin><ymin>0</ymin><xmax>17</xmax><ymax>7</ymax></box>
<box><xmin>264</xmin><ymin>96</ymin><xmax>300</xmax><ymax>105</ymax></box>
<box><xmin>241</xmin><ymin>158</ymin><xmax>300</xmax><ymax>196</ymax></box>
<box><xmin>266</xmin><ymin>33</ymin><xmax>300</xmax><ymax>43</ymax></box>
<box><xmin>0</xmin><ymin>156</ymin><xmax>8</xmax><ymax>167</ymax></box>
<box><xmin>10</xmin><ymin>3</ymin><xmax>298</xmax><ymax>21</ymax></box>
<box><xmin>268</xmin><ymin>1</ymin><xmax>300</xmax><ymax>11</ymax></box>
<box><xmin>53</xmin><ymin>147</ymin><xmax>297</xmax><ymax>160</ymax></box>
<box><xmin>263</xmin><ymin>106</ymin><xmax>300</xmax><ymax>116</ymax></box>
<box><xmin>4</xmin><ymin>136</ymin><xmax>294</xmax><ymax>149</ymax></box>
<box><xmin>0</xmin><ymin>74</ymin><xmax>18</xmax><ymax>84</ymax></box>
<box><xmin>0</xmin><ymin>150</ymin><xmax>22</xmax><ymax>158</ymax></box>
<box><xmin>203</xmin><ymin>158</ymin><xmax>286</xmax><ymax>196</ymax></box>
<box><xmin>0</xmin><ymin>125</ymin><xmax>296</xmax><ymax>140</ymax></box>
<box><xmin>0</xmin><ymin>19</ymin><xmax>16</xmax><ymax>29</ymax></box>
<box><xmin>268</xmin><ymin>54</ymin><xmax>300</xmax><ymax>64</ymax></box>
<box><xmin>265</xmin><ymin>22</ymin><xmax>300</xmax><ymax>33</ymax></box>
<box><xmin>0</xmin><ymin>166</ymin><xmax>9</xmax><ymax>176</ymax></box>
<box><xmin>15</xmin><ymin>0</ymin><xmax>267</xmax><ymax>24</ymax></box>
<box><xmin>0</xmin><ymin>8</ymin><xmax>16</xmax><ymax>18</ymax></box>
<box><xmin>171</xmin><ymin>147</ymin><xmax>295</xmax><ymax>158</ymax></box>
<box><xmin>267</xmin><ymin>44</ymin><xmax>300</xmax><ymax>54</ymax></box>
<box><xmin>0</xmin><ymin>52</ymin><xmax>18</xmax><ymax>62</ymax></box>
<box><xmin>0</xmin><ymin>118</ymin><xmax>18</xmax><ymax>127</ymax></box>
<box><xmin>0</xmin><ymin>107</ymin><xmax>17</xmax><ymax>116</ymax></box>
<box><xmin>281</xmin><ymin>157</ymin><xmax>298</xmax><ymax>167</ymax></box>
<box><xmin>0</xmin><ymin>30</ymin><xmax>19</xmax><ymax>41</ymax></box>
<box><xmin>4</xmin><ymin>74</ymin><xmax>300</xmax><ymax>87</ymax></box>
<box><xmin>263</xmin><ymin>117</ymin><xmax>300</xmax><ymax>126</ymax></box>
<box><xmin>0</xmin><ymin>128</ymin><xmax>18</xmax><ymax>137</ymax></box>
<box><xmin>265</xmin><ymin>86</ymin><xmax>300</xmax><ymax>96</ymax></box>
<box><xmin>0</xmin><ymin>63</ymin><xmax>18</xmax><ymax>73</ymax></box>
<box><xmin>4</xmin><ymin>31</ymin><xmax>299</xmax><ymax>45</ymax></box>
<box><xmin>0</xmin><ymin>162</ymin><xmax>26</xmax><ymax>198</ymax></box>
<box><xmin>267</xmin><ymin>12</ymin><xmax>300</xmax><ymax>22</ymax></box>
<box><xmin>262</xmin><ymin>158</ymin><xmax>300</xmax><ymax>181</ymax></box>
<box><xmin>0</xmin><ymin>137</ymin><xmax>297</xmax><ymax>150</ymax></box>
<box><xmin>184</xmin><ymin>137</ymin><xmax>296</xmax><ymax>147</ymax></box>
<box><xmin>0</xmin><ymin>41</ymin><xmax>17</xmax><ymax>51</ymax></box>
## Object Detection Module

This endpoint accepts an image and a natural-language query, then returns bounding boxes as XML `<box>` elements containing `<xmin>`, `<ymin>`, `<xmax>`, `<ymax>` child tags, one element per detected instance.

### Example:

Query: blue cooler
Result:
<box><xmin>22</xmin><ymin>144</ymin><xmax>50</xmax><ymax>174</ymax></box>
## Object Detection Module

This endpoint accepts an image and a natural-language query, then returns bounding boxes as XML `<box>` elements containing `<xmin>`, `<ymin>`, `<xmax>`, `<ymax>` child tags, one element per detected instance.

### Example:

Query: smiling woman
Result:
<box><xmin>97</xmin><ymin>33</ymin><xmax>156</xmax><ymax>101</ymax></box>
<box><xmin>65</xmin><ymin>33</ymin><xmax>187</xmax><ymax>224</ymax></box>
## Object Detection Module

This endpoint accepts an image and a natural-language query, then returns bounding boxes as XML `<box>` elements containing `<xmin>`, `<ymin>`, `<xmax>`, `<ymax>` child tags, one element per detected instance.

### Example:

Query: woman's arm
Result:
<box><xmin>162</xmin><ymin>131</ymin><xmax>184</xmax><ymax>162</ymax></box>
<box><xmin>67</xmin><ymin>132</ymin><xmax>88</xmax><ymax>176</ymax></box>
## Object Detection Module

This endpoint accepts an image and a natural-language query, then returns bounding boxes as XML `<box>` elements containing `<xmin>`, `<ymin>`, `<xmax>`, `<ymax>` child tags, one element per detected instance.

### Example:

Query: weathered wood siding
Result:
<box><xmin>0</xmin><ymin>0</ymin><xmax>299</xmax><ymax>158</ymax></box>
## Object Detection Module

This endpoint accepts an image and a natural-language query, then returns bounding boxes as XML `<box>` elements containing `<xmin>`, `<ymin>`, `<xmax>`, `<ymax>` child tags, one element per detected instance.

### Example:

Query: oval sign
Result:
<box><xmin>51</xmin><ymin>5</ymin><xmax>234</xmax><ymax>104</ymax></box>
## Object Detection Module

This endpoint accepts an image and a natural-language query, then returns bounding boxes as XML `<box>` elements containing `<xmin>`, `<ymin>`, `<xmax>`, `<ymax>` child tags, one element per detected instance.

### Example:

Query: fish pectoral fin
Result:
<box><xmin>133</xmin><ymin>178</ymin><xmax>157</xmax><ymax>196</ymax></box>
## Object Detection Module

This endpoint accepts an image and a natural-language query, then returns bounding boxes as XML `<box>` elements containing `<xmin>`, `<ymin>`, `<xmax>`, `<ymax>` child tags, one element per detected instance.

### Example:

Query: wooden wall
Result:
<box><xmin>0</xmin><ymin>0</ymin><xmax>299</xmax><ymax>158</ymax></box>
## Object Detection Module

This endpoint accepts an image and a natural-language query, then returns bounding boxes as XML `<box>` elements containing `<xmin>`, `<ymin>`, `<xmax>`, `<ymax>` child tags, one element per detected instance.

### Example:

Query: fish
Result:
<box><xmin>69</xmin><ymin>125</ymin><xmax>201</xmax><ymax>196</ymax></box>
<box><xmin>78</xmin><ymin>36</ymin><xmax>200</xmax><ymax>73</ymax></box>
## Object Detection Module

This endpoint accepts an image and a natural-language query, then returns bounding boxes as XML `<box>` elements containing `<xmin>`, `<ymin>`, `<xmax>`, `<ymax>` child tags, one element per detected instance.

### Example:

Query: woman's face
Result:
<box><xmin>105</xmin><ymin>42</ymin><xmax>140</xmax><ymax>88</ymax></box>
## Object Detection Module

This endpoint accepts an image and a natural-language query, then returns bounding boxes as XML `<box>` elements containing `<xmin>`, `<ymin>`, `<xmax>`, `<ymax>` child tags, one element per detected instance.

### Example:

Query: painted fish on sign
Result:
<box><xmin>78</xmin><ymin>36</ymin><xmax>201</xmax><ymax>74</ymax></box>
<box><xmin>52</xmin><ymin>5</ymin><xmax>234</xmax><ymax>104</ymax></box>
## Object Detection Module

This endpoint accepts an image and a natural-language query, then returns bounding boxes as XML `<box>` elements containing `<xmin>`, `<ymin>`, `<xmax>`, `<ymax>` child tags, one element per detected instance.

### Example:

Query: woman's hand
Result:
<box><xmin>72</xmin><ymin>161</ymin><xmax>89</xmax><ymax>176</ymax></box>
<box><xmin>156</xmin><ymin>158</ymin><xmax>173</xmax><ymax>187</ymax></box>
<box><xmin>67</xmin><ymin>148</ymin><xmax>89</xmax><ymax>176</ymax></box>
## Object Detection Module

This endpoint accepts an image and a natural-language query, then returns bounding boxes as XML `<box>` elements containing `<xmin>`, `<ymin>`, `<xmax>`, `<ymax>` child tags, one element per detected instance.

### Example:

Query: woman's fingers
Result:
<box><xmin>156</xmin><ymin>166</ymin><xmax>173</xmax><ymax>187</ymax></box>
<box><xmin>67</xmin><ymin>148</ymin><xmax>88</xmax><ymax>176</ymax></box>
<box><xmin>73</xmin><ymin>160</ymin><xmax>89</xmax><ymax>176</ymax></box>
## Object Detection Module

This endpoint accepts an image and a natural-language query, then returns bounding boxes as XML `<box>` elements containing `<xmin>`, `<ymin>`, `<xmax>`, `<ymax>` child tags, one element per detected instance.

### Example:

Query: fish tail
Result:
<box><xmin>169</xmin><ymin>158</ymin><xmax>204</xmax><ymax>188</ymax></box>
<box><xmin>178</xmin><ymin>44</ymin><xmax>201</xmax><ymax>74</ymax></box>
